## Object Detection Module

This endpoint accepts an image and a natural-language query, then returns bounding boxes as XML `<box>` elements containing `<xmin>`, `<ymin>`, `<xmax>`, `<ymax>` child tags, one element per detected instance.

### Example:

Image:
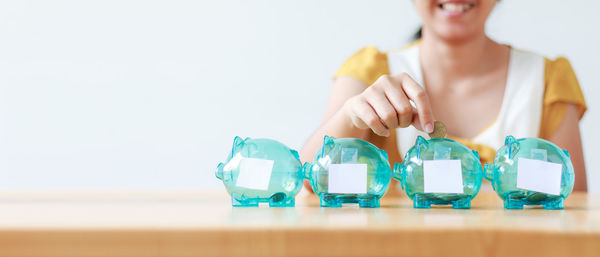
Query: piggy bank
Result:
<box><xmin>303</xmin><ymin>136</ymin><xmax>391</xmax><ymax>208</ymax></box>
<box><xmin>484</xmin><ymin>136</ymin><xmax>574</xmax><ymax>209</ymax></box>
<box><xmin>393</xmin><ymin>136</ymin><xmax>483</xmax><ymax>209</ymax></box>
<box><xmin>215</xmin><ymin>136</ymin><xmax>303</xmax><ymax>207</ymax></box>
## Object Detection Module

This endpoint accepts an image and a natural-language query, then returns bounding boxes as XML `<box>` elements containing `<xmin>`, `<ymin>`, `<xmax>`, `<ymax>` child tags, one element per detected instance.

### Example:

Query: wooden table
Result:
<box><xmin>0</xmin><ymin>190</ymin><xmax>598</xmax><ymax>257</ymax></box>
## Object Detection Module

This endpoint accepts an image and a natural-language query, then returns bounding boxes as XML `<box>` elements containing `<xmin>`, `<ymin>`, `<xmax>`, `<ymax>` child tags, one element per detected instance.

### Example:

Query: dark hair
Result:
<box><xmin>413</xmin><ymin>26</ymin><xmax>423</xmax><ymax>41</ymax></box>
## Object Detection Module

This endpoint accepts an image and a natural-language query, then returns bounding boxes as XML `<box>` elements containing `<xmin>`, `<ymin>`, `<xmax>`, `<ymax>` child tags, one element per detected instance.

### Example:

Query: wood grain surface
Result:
<box><xmin>0</xmin><ymin>190</ymin><xmax>597</xmax><ymax>257</ymax></box>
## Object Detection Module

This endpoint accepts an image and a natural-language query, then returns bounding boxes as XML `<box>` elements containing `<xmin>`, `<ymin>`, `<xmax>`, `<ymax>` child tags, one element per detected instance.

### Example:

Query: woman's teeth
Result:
<box><xmin>439</xmin><ymin>3</ymin><xmax>474</xmax><ymax>12</ymax></box>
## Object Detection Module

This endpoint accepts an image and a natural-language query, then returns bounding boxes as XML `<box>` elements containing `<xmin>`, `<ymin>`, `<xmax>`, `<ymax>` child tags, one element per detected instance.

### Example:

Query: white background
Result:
<box><xmin>0</xmin><ymin>0</ymin><xmax>598</xmax><ymax>191</ymax></box>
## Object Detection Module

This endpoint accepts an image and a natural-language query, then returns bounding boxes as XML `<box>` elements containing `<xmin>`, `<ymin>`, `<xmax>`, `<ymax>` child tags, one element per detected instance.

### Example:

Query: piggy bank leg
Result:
<box><xmin>358</xmin><ymin>195</ymin><xmax>380</xmax><ymax>208</ymax></box>
<box><xmin>413</xmin><ymin>194</ymin><xmax>431</xmax><ymax>209</ymax></box>
<box><xmin>451</xmin><ymin>197</ymin><xmax>471</xmax><ymax>209</ymax></box>
<box><xmin>320</xmin><ymin>194</ymin><xmax>342</xmax><ymax>208</ymax></box>
<box><xmin>542</xmin><ymin>197</ymin><xmax>564</xmax><ymax>210</ymax></box>
<box><xmin>231</xmin><ymin>193</ymin><xmax>259</xmax><ymax>207</ymax></box>
<box><xmin>504</xmin><ymin>197</ymin><xmax>525</xmax><ymax>209</ymax></box>
<box><xmin>269</xmin><ymin>193</ymin><xmax>295</xmax><ymax>207</ymax></box>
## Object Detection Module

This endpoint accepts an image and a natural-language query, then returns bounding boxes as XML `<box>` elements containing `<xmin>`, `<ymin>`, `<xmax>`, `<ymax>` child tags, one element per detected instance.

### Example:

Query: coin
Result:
<box><xmin>428</xmin><ymin>121</ymin><xmax>447</xmax><ymax>138</ymax></box>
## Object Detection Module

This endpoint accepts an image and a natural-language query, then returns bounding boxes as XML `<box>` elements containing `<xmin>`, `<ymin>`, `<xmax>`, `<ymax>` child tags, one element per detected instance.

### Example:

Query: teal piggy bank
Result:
<box><xmin>485</xmin><ymin>136</ymin><xmax>574</xmax><ymax>209</ymax></box>
<box><xmin>303</xmin><ymin>136</ymin><xmax>391</xmax><ymax>208</ymax></box>
<box><xmin>393</xmin><ymin>136</ymin><xmax>483</xmax><ymax>209</ymax></box>
<box><xmin>215</xmin><ymin>136</ymin><xmax>303</xmax><ymax>207</ymax></box>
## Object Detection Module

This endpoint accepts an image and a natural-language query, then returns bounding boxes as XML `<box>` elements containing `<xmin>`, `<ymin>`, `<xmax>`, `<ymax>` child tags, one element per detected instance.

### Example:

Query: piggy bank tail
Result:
<box><xmin>484</xmin><ymin>163</ymin><xmax>493</xmax><ymax>182</ymax></box>
<box><xmin>392</xmin><ymin>163</ymin><xmax>405</xmax><ymax>190</ymax></box>
<box><xmin>302</xmin><ymin>163</ymin><xmax>313</xmax><ymax>180</ymax></box>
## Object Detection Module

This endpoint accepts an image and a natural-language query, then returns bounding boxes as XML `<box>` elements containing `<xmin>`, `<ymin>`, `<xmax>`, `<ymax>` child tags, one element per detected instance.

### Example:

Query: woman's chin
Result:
<box><xmin>429</xmin><ymin>26</ymin><xmax>480</xmax><ymax>42</ymax></box>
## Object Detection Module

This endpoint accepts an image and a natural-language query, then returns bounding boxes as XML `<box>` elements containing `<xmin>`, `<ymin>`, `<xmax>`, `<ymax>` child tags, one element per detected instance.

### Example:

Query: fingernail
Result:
<box><xmin>425</xmin><ymin>123</ymin><xmax>434</xmax><ymax>133</ymax></box>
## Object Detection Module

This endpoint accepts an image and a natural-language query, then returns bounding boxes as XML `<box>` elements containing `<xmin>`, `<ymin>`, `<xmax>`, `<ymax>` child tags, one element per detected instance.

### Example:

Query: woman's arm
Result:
<box><xmin>548</xmin><ymin>104</ymin><xmax>587</xmax><ymax>191</ymax></box>
<box><xmin>299</xmin><ymin>77</ymin><xmax>370</xmax><ymax>165</ymax></box>
<box><xmin>299</xmin><ymin>77</ymin><xmax>367</xmax><ymax>192</ymax></box>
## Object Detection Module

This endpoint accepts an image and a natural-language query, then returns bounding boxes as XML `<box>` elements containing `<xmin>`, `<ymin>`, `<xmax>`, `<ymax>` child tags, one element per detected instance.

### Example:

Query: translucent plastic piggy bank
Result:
<box><xmin>215</xmin><ymin>136</ymin><xmax>303</xmax><ymax>207</ymax></box>
<box><xmin>393</xmin><ymin>136</ymin><xmax>483</xmax><ymax>209</ymax></box>
<box><xmin>484</xmin><ymin>136</ymin><xmax>574</xmax><ymax>209</ymax></box>
<box><xmin>303</xmin><ymin>136</ymin><xmax>391</xmax><ymax>208</ymax></box>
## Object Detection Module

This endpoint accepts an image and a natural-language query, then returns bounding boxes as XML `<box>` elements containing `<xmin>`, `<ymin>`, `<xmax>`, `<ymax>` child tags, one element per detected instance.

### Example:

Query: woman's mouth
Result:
<box><xmin>438</xmin><ymin>2</ymin><xmax>475</xmax><ymax>15</ymax></box>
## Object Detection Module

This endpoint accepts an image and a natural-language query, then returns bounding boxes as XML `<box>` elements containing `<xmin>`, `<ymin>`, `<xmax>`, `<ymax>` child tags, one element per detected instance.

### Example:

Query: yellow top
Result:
<box><xmin>334</xmin><ymin>45</ymin><xmax>587</xmax><ymax>164</ymax></box>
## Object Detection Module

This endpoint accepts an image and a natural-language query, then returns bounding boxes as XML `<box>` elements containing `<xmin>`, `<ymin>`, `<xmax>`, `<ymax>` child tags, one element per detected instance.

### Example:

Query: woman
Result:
<box><xmin>300</xmin><ymin>0</ymin><xmax>587</xmax><ymax>192</ymax></box>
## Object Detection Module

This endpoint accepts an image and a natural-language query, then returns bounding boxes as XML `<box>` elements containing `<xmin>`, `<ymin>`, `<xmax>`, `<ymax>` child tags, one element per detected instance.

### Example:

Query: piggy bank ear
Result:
<box><xmin>472</xmin><ymin>150</ymin><xmax>480</xmax><ymax>161</ymax></box>
<box><xmin>323</xmin><ymin>135</ymin><xmax>336</xmax><ymax>147</ymax></box>
<box><xmin>562</xmin><ymin>149</ymin><xmax>570</xmax><ymax>158</ymax></box>
<box><xmin>230</xmin><ymin>136</ymin><xmax>247</xmax><ymax>158</ymax></box>
<box><xmin>290</xmin><ymin>149</ymin><xmax>300</xmax><ymax>160</ymax></box>
<box><xmin>320</xmin><ymin>135</ymin><xmax>337</xmax><ymax>157</ymax></box>
<box><xmin>416</xmin><ymin>135</ymin><xmax>428</xmax><ymax>147</ymax></box>
<box><xmin>504</xmin><ymin>135</ymin><xmax>520</xmax><ymax>159</ymax></box>
<box><xmin>504</xmin><ymin>135</ymin><xmax>516</xmax><ymax>146</ymax></box>
<box><xmin>379</xmin><ymin>149</ymin><xmax>389</xmax><ymax>161</ymax></box>
<box><xmin>415</xmin><ymin>136</ymin><xmax>429</xmax><ymax>157</ymax></box>
<box><xmin>233</xmin><ymin>136</ymin><xmax>245</xmax><ymax>149</ymax></box>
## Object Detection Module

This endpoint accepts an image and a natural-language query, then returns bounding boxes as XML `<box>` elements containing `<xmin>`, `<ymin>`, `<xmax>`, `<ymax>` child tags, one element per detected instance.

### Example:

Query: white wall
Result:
<box><xmin>0</xmin><ymin>0</ymin><xmax>598</xmax><ymax>191</ymax></box>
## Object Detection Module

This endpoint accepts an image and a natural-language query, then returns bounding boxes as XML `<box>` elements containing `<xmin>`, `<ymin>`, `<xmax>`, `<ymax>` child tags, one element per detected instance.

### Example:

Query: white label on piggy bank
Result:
<box><xmin>423</xmin><ymin>160</ymin><xmax>464</xmax><ymax>194</ymax></box>
<box><xmin>328</xmin><ymin>163</ymin><xmax>367</xmax><ymax>194</ymax></box>
<box><xmin>516</xmin><ymin>157</ymin><xmax>562</xmax><ymax>196</ymax></box>
<box><xmin>236</xmin><ymin>158</ymin><xmax>274</xmax><ymax>190</ymax></box>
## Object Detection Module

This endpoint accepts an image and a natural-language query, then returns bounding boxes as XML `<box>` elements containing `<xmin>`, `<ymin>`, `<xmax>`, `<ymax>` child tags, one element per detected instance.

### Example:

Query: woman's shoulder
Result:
<box><xmin>509</xmin><ymin>47</ymin><xmax>577</xmax><ymax>78</ymax></box>
<box><xmin>541</xmin><ymin>54</ymin><xmax>585</xmax><ymax>110</ymax></box>
<box><xmin>543</xmin><ymin>56</ymin><xmax>579</xmax><ymax>90</ymax></box>
<box><xmin>507</xmin><ymin>48</ymin><xmax>583</xmax><ymax>103</ymax></box>
<box><xmin>334</xmin><ymin>42</ymin><xmax>421</xmax><ymax>86</ymax></box>
<box><xmin>533</xmin><ymin>51</ymin><xmax>587</xmax><ymax>138</ymax></box>
<box><xmin>334</xmin><ymin>46</ymin><xmax>390</xmax><ymax>86</ymax></box>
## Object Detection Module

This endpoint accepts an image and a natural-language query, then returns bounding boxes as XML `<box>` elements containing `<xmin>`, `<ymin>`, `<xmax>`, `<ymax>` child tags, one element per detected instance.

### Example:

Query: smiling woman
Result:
<box><xmin>424</xmin><ymin>0</ymin><xmax>492</xmax><ymax>41</ymax></box>
<box><xmin>300</xmin><ymin>0</ymin><xmax>588</xmax><ymax>192</ymax></box>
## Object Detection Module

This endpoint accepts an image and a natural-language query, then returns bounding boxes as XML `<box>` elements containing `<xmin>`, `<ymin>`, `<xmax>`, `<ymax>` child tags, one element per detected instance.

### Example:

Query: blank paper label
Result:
<box><xmin>328</xmin><ymin>164</ymin><xmax>367</xmax><ymax>194</ymax></box>
<box><xmin>423</xmin><ymin>160</ymin><xmax>464</xmax><ymax>194</ymax></box>
<box><xmin>517</xmin><ymin>157</ymin><xmax>562</xmax><ymax>195</ymax></box>
<box><xmin>235</xmin><ymin>158</ymin><xmax>274</xmax><ymax>190</ymax></box>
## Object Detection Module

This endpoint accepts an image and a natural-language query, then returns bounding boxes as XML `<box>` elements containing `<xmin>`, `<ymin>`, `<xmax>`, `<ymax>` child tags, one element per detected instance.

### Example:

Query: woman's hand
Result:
<box><xmin>342</xmin><ymin>73</ymin><xmax>435</xmax><ymax>137</ymax></box>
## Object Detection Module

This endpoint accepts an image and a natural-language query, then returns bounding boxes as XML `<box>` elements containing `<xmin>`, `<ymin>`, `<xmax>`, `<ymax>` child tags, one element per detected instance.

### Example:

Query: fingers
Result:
<box><xmin>410</xmin><ymin>109</ymin><xmax>424</xmax><ymax>131</ymax></box>
<box><xmin>349</xmin><ymin>96</ymin><xmax>390</xmax><ymax>136</ymax></box>
<box><xmin>392</xmin><ymin>73</ymin><xmax>435</xmax><ymax>133</ymax></box>
<box><xmin>364</xmin><ymin>87</ymin><xmax>399</xmax><ymax>130</ymax></box>
<box><xmin>344</xmin><ymin>73</ymin><xmax>433</xmax><ymax>137</ymax></box>
<box><xmin>382</xmin><ymin>79</ymin><xmax>414</xmax><ymax>128</ymax></box>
